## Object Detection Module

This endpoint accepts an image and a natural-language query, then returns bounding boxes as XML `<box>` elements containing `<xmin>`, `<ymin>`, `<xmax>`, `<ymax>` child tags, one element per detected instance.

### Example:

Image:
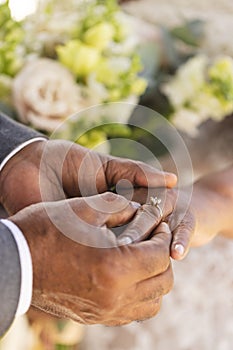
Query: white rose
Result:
<box><xmin>163</xmin><ymin>55</ymin><xmax>208</xmax><ymax>108</ymax></box>
<box><xmin>172</xmin><ymin>108</ymin><xmax>201</xmax><ymax>137</ymax></box>
<box><xmin>13</xmin><ymin>58</ymin><xmax>86</xmax><ymax>132</ymax></box>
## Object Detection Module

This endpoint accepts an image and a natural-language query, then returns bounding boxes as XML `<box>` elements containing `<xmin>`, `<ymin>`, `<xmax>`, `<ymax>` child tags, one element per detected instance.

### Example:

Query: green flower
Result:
<box><xmin>208</xmin><ymin>57</ymin><xmax>233</xmax><ymax>101</ymax></box>
<box><xmin>95</xmin><ymin>59</ymin><xmax>118</xmax><ymax>86</ymax></box>
<box><xmin>130</xmin><ymin>78</ymin><xmax>147</xmax><ymax>95</ymax></box>
<box><xmin>57</xmin><ymin>40</ymin><xmax>100</xmax><ymax>77</ymax></box>
<box><xmin>0</xmin><ymin>1</ymin><xmax>24</xmax><ymax>77</ymax></box>
<box><xmin>93</xmin><ymin>55</ymin><xmax>146</xmax><ymax>101</ymax></box>
<box><xmin>77</xmin><ymin>129</ymin><xmax>107</xmax><ymax>149</ymax></box>
<box><xmin>84</xmin><ymin>22</ymin><xmax>115</xmax><ymax>50</ymax></box>
<box><xmin>0</xmin><ymin>74</ymin><xmax>13</xmax><ymax>105</ymax></box>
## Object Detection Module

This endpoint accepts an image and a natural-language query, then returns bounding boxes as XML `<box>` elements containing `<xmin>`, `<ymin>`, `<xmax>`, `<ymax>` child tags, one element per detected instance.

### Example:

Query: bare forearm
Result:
<box><xmin>191</xmin><ymin>164</ymin><xmax>233</xmax><ymax>246</ymax></box>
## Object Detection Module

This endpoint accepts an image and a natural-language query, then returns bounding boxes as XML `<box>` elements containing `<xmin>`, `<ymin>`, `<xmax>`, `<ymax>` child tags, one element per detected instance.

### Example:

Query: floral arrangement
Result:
<box><xmin>1</xmin><ymin>0</ymin><xmax>232</xmax><ymax>146</ymax></box>
<box><xmin>0</xmin><ymin>0</ymin><xmax>147</xmax><ymax>148</ymax></box>
<box><xmin>163</xmin><ymin>55</ymin><xmax>233</xmax><ymax>136</ymax></box>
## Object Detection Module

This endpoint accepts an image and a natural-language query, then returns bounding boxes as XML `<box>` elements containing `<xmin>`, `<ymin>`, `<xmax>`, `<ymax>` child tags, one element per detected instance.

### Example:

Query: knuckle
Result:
<box><xmin>186</xmin><ymin>211</ymin><xmax>196</xmax><ymax>231</ymax></box>
<box><xmin>175</xmin><ymin>213</ymin><xmax>196</xmax><ymax>242</ymax></box>
<box><xmin>156</xmin><ymin>255</ymin><xmax>170</xmax><ymax>274</ymax></box>
<box><xmin>140</xmin><ymin>299</ymin><xmax>161</xmax><ymax>321</ymax></box>
<box><xmin>150</xmin><ymin>300</ymin><xmax>161</xmax><ymax>318</ymax></box>
<box><xmin>137</xmin><ymin>241</ymin><xmax>170</xmax><ymax>275</ymax></box>
<box><xmin>158</xmin><ymin>222</ymin><xmax>170</xmax><ymax>233</ymax></box>
<box><xmin>102</xmin><ymin>192</ymin><xmax>117</xmax><ymax>201</ymax></box>
<box><xmin>151</xmin><ymin>298</ymin><xmax>162</xmax><ymax>314</ymax></box>
<box><xmin>180</xmin><ymin>219</ymin><xmax>193</xmax><ymax>233</ymax></box>
<box><xmin>124</xmin><ymin>225</ymin><xmax>144</xmax><ymax>242</ymax></box>
<box><xmin>102</xmin><ymin>192</ymin><xmax>128</xmax><ymax>207</ymax></box>
<box><xmin>147</xmin><ymin>265</ymin><xmax>173</xmax><ymax>300</ymax></box>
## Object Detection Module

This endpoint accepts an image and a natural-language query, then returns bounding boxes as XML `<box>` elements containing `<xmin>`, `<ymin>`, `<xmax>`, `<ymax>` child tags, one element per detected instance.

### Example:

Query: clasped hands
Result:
<box><xmin>0</xmin><ymin>140</ymin><xmax>195</xmax><ymax>326</ymax></box>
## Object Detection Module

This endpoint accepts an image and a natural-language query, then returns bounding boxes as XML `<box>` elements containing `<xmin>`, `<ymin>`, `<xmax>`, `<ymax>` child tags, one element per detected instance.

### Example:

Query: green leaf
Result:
<box><xmin>137</xmin><ymin>42</ymin><xmax>160</xmax><ymax>81</ymax></box>
<box><xmin>55</xmin><ymin>344</ymin><xmax>75</xmax><ymax>350</ymax></box>
<box><xmin>160</xmin><ymin>27</ymin><xmax>181</xmax><ymax>69</ymax></box>
<box><xmin>171</xmin><ymin>19</ymin><xmax>205</xmax><ymax>47</ymax></box>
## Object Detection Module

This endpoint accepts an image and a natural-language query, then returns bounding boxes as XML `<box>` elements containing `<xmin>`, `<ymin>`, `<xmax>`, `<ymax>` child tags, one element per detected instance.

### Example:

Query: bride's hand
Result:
<box><xmin>117</xmin><ymin>187</ymin><xmax>195</xmax><ymax>261</ymax></box>
<box><xmin>118</xmin><ymin>164</ymin><xmax>233</xmax><ymax>259</ymax></box>
<box><xmin>187</xmin><ymin>165</ymin><xmax>233</xmax><ymax>246</ymax></box>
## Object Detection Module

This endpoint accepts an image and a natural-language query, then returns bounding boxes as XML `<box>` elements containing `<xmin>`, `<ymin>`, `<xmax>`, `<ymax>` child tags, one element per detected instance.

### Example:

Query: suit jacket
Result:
<box><xmin>0</xmin><ymin>112</ymin><xmax>42</xmax><ymax>337</ymax></box>
<box><xmin>0</xmin><ymin>112</ymin><xmax>41</xmax><ymax>164</ymax></box>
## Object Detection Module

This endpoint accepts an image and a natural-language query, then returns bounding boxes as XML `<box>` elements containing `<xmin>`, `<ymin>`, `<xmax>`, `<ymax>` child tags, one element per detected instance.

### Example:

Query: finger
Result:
<box><xmin>170</xmin><ymin>211</ymin><xmax>196</xmax><ymax>260</ymax></box>
<box><xmin>130</xmin><ymin>297</ymin><xmax>162</xmax><ymax>322</ymax></box>
<box><xmin>129</xmin><ymin>263</ymin><xmax>173</xmax><ymax>305</ymax></box>
<box><xmin>70</xmin><ymin>193</ymin><xmax>140</xmax><ymax>228</ymax></box>
<box><xmin>117</xmin><ymin>298</ymin><xmax>163</xmax><ymax>325</ymax></box>
<box><xmin>119</xmin><ymin>223</ymin><xmax>172</xmax><ymax>282</ymax></box>
<box><xmin>104</xmin><ymin>298</ymin><xmax>162</xmax><ymax>326</ymax></box>
<box><xmin>103</xmin><ymin>196</ymin><xmax>141</xmax><ymax>227</ymax></box>
<box><xmin>104</xmin><ymin>156</ymin><xmax>177</xmax><ymax>189</ymax></box>
<box><xmin>130</xmin><ymin>161</ymin><xmax>177</xmax><ymax>188</ymax></box>
<box><xmin>117</xmin><ymin>204</ymin><xmax>169</xmax><ymax>245</ymax></box>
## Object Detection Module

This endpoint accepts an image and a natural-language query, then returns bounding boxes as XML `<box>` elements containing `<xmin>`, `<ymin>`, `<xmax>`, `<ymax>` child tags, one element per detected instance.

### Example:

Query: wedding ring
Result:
<box><xmin>148</xmin><ymin>196</ymin><xmax>163</xmax><ymax>218</ymax></box>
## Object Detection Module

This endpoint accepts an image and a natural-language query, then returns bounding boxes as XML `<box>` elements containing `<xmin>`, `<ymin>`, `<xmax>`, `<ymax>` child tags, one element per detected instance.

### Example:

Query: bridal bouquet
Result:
<box><xmin>0</xmin><ymin>0</ymin><xmax>147</xmax><ymax>148</ymax></box>
<box><xmin>163</xmin><ymin>55</ymin><xmax>233</xmax><ymax>136</ymax></box>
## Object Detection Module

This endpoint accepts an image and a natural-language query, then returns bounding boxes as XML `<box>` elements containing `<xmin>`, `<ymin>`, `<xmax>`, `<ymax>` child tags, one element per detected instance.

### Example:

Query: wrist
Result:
<box><xmin>0</xmin><ymin>137</ymin><xmax>47</xmax><ymax>172</ymax></box>
<box><xmin>9</xmin><ymin>204</ymin><xmax>47</xmax><ymax>296</ymax></box>
<box><xmin>1</xmin><ymin>219</ymin><xmax>33</xmax><ymax>316</ymax></box>
<box><xmin>0</xmin><ymin>140</ymin><xmax>47</xmax><ymax>214</ymax></box>
<box><xmin>190</xmin><ymin>179</ymin><xmax>233</xmax><ymax>245</ymax></box>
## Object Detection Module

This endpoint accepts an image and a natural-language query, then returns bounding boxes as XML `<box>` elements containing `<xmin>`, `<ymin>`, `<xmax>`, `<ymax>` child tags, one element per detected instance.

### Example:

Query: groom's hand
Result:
<box><xmin>0</xmin><ymin>139</ymin><xmax>177</xmax><ymax>214</ymax></box>
<box><xmin>10</xmin><ymin>193</ymin><xmax>173</xmax><ymax>325</ymax></box>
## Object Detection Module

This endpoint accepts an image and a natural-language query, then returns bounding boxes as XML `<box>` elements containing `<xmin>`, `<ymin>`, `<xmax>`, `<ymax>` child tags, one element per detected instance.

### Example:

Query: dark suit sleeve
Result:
<box><xmin>0</xmin><ymin>113</ymin><xmax>41</xmax><ymax>336</ymax></box>
<box><xmin>0</xmin><ymin>112</ymin><xmax>45</xmax><ymax>164</ymax></box>
<box><xmin>0</xmin><ymin>221</ymin><xmax>21</xmax><ymax>338</ymax></box>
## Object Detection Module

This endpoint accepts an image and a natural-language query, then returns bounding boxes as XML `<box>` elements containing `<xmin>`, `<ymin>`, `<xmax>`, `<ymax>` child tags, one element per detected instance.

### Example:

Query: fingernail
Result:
<box><xmin>166</xmin><ymin>173</ymin><xmax>177</xmax><ymax>180</ymax></box>
<box><xmin>174</xmin><ymin>244</ymin><xmax>185</xmax><ymax>256</ymax></box>
<box><xmin>160</xmin><ymin>222</ymin><xmax>171</xmax><ymax>233</ymax></box>
<box><xmin>131</xmin><ymin>201</ymin><xmax>141</xmax><ymax>209</ymax></box>
<box><xmin>118</xmin><ymin>236</ymin><xmax>133</xmax><ymax>245</ymax></box>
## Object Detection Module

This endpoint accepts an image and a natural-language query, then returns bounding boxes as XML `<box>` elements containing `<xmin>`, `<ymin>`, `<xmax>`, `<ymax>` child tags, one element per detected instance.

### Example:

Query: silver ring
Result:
<box><xmin>148</xmin><ymin>196</ymin><xmax>163</xmax><ymax>218</ymax></box>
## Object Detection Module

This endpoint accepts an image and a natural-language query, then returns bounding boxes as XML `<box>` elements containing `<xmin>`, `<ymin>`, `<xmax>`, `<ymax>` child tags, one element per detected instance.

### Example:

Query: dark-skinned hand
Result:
<box><xmin>0</xmin><ymin>140</ymin><xmax>177</xmax><ymax>215</ymax></box>
<box><xmin>10</xmin><ymin>192</ymin><xmax>174</xmax><ymax>326</ymax></box>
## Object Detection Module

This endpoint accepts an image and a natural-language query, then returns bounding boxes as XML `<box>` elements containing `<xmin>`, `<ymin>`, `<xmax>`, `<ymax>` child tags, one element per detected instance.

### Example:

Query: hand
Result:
<box><xmin>0</xmin><ymin>140</ymin><xmax>177</xmax><ymax>215</ymax></box>
<box><xmin>117</xmin><ymin>187</ymin><xmax>195</xmax><ymax>260</ymax></box>
<box><xmin>119</xmin><ymin>163</ymin><xmax>233</xmax><ymax>258</ymax></box>
<box><xmin>10</xmin><ymin>192</ymin><xmax>173</xmax><ymax>325</ymax></box>
<box><xmin>185</xmin><ymin>165</ymin><xmax>233</xmax><ymax>245</ymax></box>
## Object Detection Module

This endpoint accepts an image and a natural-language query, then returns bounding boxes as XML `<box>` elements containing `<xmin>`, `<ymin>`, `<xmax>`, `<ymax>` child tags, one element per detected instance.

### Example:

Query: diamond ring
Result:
<box><xmin>148</xmin><ymin>196</ymin><xmax>163</xmax><ymax>218</ymax></box>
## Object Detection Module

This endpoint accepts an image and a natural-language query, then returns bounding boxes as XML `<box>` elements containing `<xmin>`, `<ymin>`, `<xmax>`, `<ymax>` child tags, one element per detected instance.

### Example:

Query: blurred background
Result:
<box><xmin>0</xmin><ymin>0</ymin><xmax>233</xmax><ymax>349</ymax></box>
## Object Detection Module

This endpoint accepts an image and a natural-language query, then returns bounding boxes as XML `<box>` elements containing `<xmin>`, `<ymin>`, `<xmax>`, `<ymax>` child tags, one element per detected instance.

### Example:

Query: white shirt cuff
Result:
<box><xmin>0</xmin><ymin>219</ymin><xmax>33</xmax><ymax>316</ymax></box>
<box><xmin>0</xmin><ymin>137</ymin><xmax>47</xmax><ymax>172</ymax></box>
